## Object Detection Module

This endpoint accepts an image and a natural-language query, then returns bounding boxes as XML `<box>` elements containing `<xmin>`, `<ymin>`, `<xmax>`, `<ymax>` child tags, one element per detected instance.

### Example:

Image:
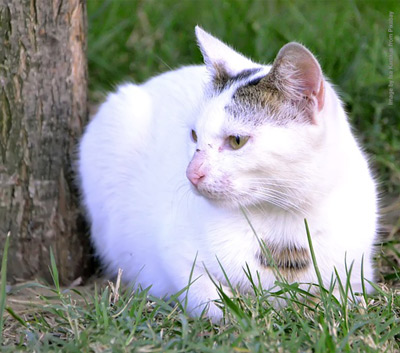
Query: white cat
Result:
<box><xmin>78</xmin><ymin>27</ymin><xmax>378</xmax><ymax>321</ymax></box>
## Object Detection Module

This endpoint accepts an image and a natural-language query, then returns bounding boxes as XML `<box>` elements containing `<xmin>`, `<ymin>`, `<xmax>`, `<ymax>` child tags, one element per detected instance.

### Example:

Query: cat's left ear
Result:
<box><xmin>270</xmin><ymin>42</ymin><xmax>325</xmax><ymax>119</ymax></box>
<box><xmin>195</xmin><ymin>26</ymin><xmax>260</xmax><ymax>77</ymax></box>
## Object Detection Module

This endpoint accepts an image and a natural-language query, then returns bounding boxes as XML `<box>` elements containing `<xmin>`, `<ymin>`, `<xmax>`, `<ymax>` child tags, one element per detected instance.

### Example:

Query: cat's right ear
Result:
<box><xmin>195</xmin><ymin>26</ymin><xmax>259</xmax><ymax>78</ymax></box>
<box><xmin>269</xmin><ymin>42</ymin><xmax>325</xmax><ymax>119</ymax></box>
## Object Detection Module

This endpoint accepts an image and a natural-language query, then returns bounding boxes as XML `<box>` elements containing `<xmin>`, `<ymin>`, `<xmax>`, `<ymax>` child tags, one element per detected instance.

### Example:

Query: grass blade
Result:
<box><xmin>49</xmin><ymin>247</ymin><xmax>60</xmax><ymax>295</ymax></box>
<box><xmin>0</xmin><ymin>232</ymin><xmax>11</xmax><ymax>344</ymax></box>
<box><xmin>304</xmin><ymin>219</ymin><xmax>326</xmax><ymax>301</ymax></box>
<box><xmin>6</xmin><ymin>307</ymin><xmax>27</xmax><ymax>328</ymax></box>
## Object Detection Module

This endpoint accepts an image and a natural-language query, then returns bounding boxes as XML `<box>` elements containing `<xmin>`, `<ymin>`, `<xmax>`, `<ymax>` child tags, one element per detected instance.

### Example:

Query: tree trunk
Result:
<box><xmin>0</xmin><ymin>0</ymin><xmax>91</xmax><ymax>284</ymax></box>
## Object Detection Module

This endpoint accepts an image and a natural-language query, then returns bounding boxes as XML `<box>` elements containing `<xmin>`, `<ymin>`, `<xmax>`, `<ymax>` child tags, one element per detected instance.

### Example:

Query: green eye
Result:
<box><xmin>191</xmin><ymin>129</ymin><xmax>198</xmax><ymax>142</ymax></box>
<box><xmin>228</xmin><ymin>135</ymin><xmax>249</xmax><ymax>150</ymax></box>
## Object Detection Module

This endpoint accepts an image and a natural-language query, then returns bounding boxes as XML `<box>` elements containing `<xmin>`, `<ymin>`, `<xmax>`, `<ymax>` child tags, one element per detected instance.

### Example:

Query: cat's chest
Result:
<box><xmin>205</xmin><ymin>209</ymin><xmax>308</xmax><ymax>249</ymax></box>
<box><xmin>202</xmin><ymin>210</ymin><xmax>311</xmax><ymax>281</ymax></box>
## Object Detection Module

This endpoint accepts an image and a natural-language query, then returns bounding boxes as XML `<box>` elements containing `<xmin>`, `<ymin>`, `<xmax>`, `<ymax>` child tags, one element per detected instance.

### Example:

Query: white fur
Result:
<box><xmin>78</xmin><ymin>28</ymin><xmax>378</xmax><ymax>321</ymax></box>
<box><xmin>195</xmin><ymin>26</ymin><xmax>261</xmax><ymax>76</ymax></box>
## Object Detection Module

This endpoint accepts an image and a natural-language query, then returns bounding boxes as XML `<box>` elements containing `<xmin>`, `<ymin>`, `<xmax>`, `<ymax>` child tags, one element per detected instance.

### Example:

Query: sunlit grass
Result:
<box><xmin>1</xmin><ymin>225</ymin><xmax>400</xmax><ymax>351</ymax></box>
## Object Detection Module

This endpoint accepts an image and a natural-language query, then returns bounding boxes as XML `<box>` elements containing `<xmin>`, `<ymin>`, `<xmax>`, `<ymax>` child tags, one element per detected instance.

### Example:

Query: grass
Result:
<box><xmin>1</xmin><ymin>223</ymin><xmax>400</xmax><ymax>352</ymax></box>
<box><xmin>0</xmin><ymin>233</ymin><xmax>10</xmax><ymax>344</ymax></box>
<box><xmin>2</xmin><ymin>0</ymin><xmax>400</xmax><ymax>351</ymax></box>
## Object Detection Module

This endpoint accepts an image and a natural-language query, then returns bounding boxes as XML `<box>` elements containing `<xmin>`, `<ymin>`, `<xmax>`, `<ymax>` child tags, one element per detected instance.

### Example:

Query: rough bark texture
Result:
<box><xmin>0</xmin><ymin>0</ymin><xmax>91</xmax><ymax>284</ymax></box>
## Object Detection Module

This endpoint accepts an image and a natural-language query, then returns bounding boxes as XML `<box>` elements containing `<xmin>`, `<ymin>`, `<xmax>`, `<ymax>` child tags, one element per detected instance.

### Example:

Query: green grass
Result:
<box><xmin>87</xmin><ymin>0</ymin><xmax>400</xmax><ymax>194</ymax></box>
<box><xmin>0</xmin><ymin>232</ymin><xmax>10</xmax><ymax>345</ymax></box>
<box><xmin>1</xmin><ymin>225</ymin><xmax>400</xmax><ymax>352</ymax></box>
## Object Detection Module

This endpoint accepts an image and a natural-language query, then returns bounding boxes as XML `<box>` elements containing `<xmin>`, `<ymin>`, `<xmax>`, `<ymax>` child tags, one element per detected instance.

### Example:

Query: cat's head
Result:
<box><xmin>186</xmin><ymin>27</ymin><xmax>329</xmax><ymax>212</ymax></box>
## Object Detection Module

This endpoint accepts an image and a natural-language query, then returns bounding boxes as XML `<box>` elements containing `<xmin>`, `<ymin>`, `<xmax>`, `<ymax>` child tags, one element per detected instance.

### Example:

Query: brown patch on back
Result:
<box><xmin>257</xmin><ymin>243</ymin><xmax>311</xmax><ymax>272</ymax></box>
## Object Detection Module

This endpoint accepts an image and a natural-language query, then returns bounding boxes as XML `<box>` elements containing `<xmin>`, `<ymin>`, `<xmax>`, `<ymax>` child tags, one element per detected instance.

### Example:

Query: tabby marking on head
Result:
<box><xmin>212</xmin><ymin>65</ymin><xmax>262</xmax><ymax>94</ymax></box>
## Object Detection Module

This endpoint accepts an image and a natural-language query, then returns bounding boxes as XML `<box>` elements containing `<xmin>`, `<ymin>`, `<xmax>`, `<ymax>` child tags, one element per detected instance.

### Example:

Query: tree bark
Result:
<box><xmin>0</xmin><ymin>0</ymin><xmax>90</xmax><ymax>284</ymax></box>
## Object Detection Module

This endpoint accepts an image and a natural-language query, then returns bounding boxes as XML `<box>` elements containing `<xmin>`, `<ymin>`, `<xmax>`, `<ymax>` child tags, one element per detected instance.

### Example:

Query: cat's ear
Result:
<box><xmin>270</xmin><ymin>42</ymin><xmax>325</xmax><ymax>116</ymax></box>
<box><xmin>195</xmin><ymin>26</ymin><xmax>259</xmax><ymax>77</ymax></box>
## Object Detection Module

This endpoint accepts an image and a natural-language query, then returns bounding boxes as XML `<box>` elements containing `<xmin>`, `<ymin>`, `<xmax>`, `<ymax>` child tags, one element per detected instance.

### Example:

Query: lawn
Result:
<box><xmin>1</xmin><ymin>0</ymin><xmax>400</xmax><ymax>351</ymax></box>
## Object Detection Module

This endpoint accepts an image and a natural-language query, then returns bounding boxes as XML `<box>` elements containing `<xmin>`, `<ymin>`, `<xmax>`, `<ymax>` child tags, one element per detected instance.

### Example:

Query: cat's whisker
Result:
<box><xmin>249</xmin><ymin>184</ymin><xmax>327</xmax><ymax>200</ymax></box>
<box><xmin>246</xmin><ymin>179</ymin><xmax>327</xmax><ymax>196</ymax></box>
<box><xmin>240</xmin><ymin>189</ymin><xmax>302</xmax><ymax>214</ymax></box>
<box><xmin>174</xmin><ymin>181</ymin><xmax>196</xmax><ymax>209</ymax></box>
<box><xmin>247</xmin><ymin>180</ymin><xmax>312</xmax><ymax>189</ymax></box>
<box><xmin>247</xmin><ymin>177</ymin><xmax>306</xmax><ymax>182</ymax></box>
<box><xmin>251</xmin><ymin>185</ymin><xmax>310</xmax><ymax>206</ymax></box>
<box><xmin>252</xmin><ymin>189</ymin><xmax>308</xmax><ymax>214</ymax></box>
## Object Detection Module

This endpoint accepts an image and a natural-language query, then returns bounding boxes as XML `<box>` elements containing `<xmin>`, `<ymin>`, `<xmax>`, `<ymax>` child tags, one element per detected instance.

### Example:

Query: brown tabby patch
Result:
<box><xmin>257</xmin><ymin>243</ymin><xmax>310</xmax><ymax>272</ymax></box>
<box><xmin>212</xmin><ymin>64</ymin><xmax>262</xmax><ymax>93</ymax></box>
<box><xmin>225</xmin><ymin>73</ymin><xmax>313</xmax><ymax>126</ymax></box>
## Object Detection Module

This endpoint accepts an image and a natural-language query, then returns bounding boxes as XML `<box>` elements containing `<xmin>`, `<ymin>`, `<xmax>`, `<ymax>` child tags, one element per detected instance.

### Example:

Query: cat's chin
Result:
<box><xmin>194</xmin><ymin>187</ymin><xmax>297</xmax><ymax>213</ymax></box>
<box><xmin>191</xmin><ymin>185</ymin><xmax>255</xmax><ymax>210</ymax></box>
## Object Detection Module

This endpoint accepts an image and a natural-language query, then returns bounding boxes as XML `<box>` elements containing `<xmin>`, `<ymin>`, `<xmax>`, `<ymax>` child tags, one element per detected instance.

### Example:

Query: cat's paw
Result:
<box><xmin>187</xmin><ymin>285</ymin><xmax>232</xmax><ymax>323</ymax></box>
<box><xmin>204</xmin><ymin>301</ymin><xmax>224</xmax><ymax>323</ymax></box>
<box><xmin>187</xmin><ymin>299</ymin><xmax>224</xmax><ymax>323</ymax></box>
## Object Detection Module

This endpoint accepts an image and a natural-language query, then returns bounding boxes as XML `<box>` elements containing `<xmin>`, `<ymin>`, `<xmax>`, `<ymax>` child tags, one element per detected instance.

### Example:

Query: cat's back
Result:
<box><xmin>78</xmin><ymin>65</ymin><xmax>207</xmax><ymax>258</ymax></box>
<box><xmin>79</xmin><ymin>65</ymin><xmax>205</xmax><ymax>184</ymax></box>
<box><xmin>80</xmin><ymin>64</ymin><xmax>206</xmax><ymax>151</ymax></box>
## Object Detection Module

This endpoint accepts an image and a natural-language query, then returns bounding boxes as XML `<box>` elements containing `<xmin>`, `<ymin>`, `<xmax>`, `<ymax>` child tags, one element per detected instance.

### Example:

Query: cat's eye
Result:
<box><xmin>228</xmin><ymin>135</ymin><xmax>249</xmax><ymax>150</ymax></box>
<box><xmin>191</xmin><ymin>130</ymin><xmax>198</xmax><ymax>143</ymax></box>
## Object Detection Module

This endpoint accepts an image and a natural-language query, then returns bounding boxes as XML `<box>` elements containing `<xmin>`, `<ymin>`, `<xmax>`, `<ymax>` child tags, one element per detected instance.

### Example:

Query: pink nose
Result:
<box><xmin>186</xmin><ymin>150</ymin><xmax>207</xmax><ymax>187</ymax></box>
<box><xmin>186</xmin><ymin>169</ymin><xmax>205</xmax><ymax>187</ymax></box>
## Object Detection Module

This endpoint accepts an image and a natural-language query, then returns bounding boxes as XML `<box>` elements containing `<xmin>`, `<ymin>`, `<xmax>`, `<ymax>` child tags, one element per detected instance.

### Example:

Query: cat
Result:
<box><xmin>78</xmin><ymin>26</ymin><xmax>378</xmax><ymax>321</ymax></box>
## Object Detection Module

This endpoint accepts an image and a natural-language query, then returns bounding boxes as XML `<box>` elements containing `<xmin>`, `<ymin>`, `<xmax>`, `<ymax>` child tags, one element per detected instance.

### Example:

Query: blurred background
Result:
<box><xmin>87</xmin><ymin>0</ymin><xmax>400</xmax><ymax>283</ymax></box>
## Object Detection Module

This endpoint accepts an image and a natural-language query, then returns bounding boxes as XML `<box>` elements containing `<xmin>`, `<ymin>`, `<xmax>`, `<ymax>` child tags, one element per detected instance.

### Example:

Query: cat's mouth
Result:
<box><xmin>196</xmin><ymin>187</ymin><xmax>225</xmax><ymax>201</ymax></box>
<box><xmin>189</xmin><ymin>179</ymin><xmax>248</xmax><ymax>208</ymax></box>
<box><xmin>188</xmin><ymin>172</ymin><xmax>302</xmax><ymax>211</ymax></box>
<box><xmin>193</xmin><ymin>183</ymin><xmax>226</xmax><ymax>200</ymax></box>
<box><xmin>192</xmin><ymin>180</ymin><xmax>308</xmax><ymax>213</ymax></box>
<box><xmin>188</xmin><ymin>177</ymin><xmax>229</xmax><ymax>198</ymax></box>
